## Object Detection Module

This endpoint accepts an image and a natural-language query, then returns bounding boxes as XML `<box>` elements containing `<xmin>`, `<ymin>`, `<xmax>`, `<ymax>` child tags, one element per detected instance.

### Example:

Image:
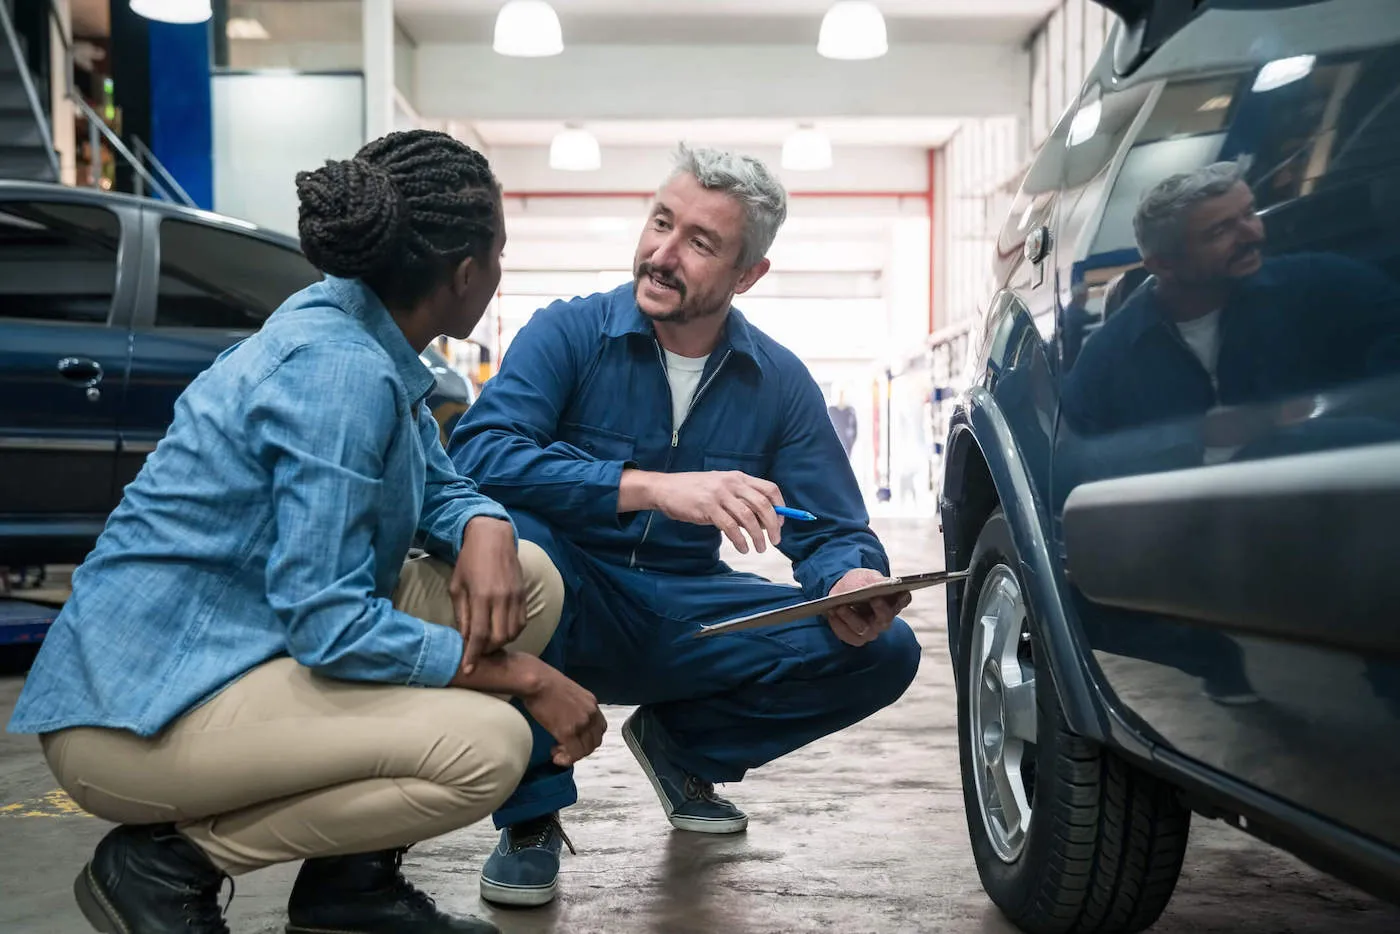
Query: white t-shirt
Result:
<box><xmin>663</xmin><ymin>349</ymin><xmax>709</xmax><ymax>430</ymax></box>
<box><xmin>1175</xmin><ymin>310</ymin><xmax>1239</xmax><ymax>465</ymax></box>
<box><xmin>1175</xmin><ymin>310</ymin><xmax>1223</xmax><ymax>388</ymax></box>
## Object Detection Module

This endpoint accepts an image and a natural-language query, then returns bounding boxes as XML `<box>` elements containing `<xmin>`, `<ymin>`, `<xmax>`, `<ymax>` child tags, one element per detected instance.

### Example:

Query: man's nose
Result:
<box><xmin>650</xmin><ymin>233</ymin><xmax>682</xmax><ymax>270</ymax></box>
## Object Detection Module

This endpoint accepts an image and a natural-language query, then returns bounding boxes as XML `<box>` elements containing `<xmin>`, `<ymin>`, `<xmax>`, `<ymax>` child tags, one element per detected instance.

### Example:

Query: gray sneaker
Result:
<box><xmin>621</xmin><ymin>708</ymin><xmax>748</xmax><ymax>834</ymax></box>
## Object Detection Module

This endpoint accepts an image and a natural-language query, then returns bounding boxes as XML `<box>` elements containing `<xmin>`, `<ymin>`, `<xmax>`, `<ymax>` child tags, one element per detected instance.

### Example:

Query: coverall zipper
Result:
<box><xmin>628</xmin><ymin>343</ymin><xmax>733</xmax><ymax>568</ymax></box>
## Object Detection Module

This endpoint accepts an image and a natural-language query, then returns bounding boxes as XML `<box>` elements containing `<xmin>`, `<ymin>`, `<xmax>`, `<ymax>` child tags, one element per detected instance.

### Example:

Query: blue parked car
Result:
<box><xmin>942</xmin><ymin>0</ymin><xmax>1400</xmax><ymax>931</ymax></box>
<box><xmin>0</xmin><ymin>182</ymin><xmax>476</xmax><ymax>570</ymax></box>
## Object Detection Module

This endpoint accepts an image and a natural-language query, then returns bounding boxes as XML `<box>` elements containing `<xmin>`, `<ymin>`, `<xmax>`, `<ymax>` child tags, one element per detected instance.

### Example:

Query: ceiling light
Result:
<box><xmin>494</xmin><ymin>1</ymin><xmax>563</xmax><ymax>57</ymax></box>
<box><xmin>1198</xmin><ymin>94</ymin><xmax>1232</xmax><ymax>112</ymax></box>
<box><xmin>225</xmin><ymin>16</ymin><xmax>269</xmax><ymax>39</ymax></box>
<box><xmin>130</xmin><ymin>0</ymin><xmax>211</xmax><ymax>24</ymax></box>
<box><xmin>1253</xmin><ymin>55</ymin><xmax>1315</xmax><ymax>92</ymax></box>
<box><xmin>550</xmin><ymin>127</ymin><xmax>600</xmax><ymax>171</ymax></box>
<box><xmin>782</xmin><ymin>126</ymin><xmax>832</xmax><ymax>172</ymax></box>
<box><xmin>818</xmin><ymin>2</ymin><xmax>888</xmax><ymax>61</ymax></box>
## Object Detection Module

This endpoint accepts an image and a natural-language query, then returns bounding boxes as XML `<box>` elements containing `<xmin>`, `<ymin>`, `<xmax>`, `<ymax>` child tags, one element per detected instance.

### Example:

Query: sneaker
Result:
<box><xmin>287</xmin><ymin>847</ymin><xmax>497</xmax><ymax>933</ymax></box>
<box><xmin>479</xmin><ymin>813</ymin><xmax>574</xmax><ymax>908</ymax></box>
<box><xmin>73</xmin><ymin>824</ymin><xmax>232</xmax><ymax>934</ymax></box>
<box><xmin>622</xmin><ymin>708</ymin><xmax>748</xmax><ymax>834</ymax></box>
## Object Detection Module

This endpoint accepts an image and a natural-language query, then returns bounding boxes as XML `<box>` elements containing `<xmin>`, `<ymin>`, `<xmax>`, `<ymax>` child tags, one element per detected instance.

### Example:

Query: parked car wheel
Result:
<box><xmin>957</xmin><ymin>509</ymin><xmax>1190</xmax><ymax>934</ymax></box>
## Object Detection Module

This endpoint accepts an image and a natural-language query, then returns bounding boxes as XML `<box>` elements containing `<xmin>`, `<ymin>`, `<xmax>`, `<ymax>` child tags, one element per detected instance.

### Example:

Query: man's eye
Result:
<box><xmin>692</xmin><ymin>239</ymin><xmax>713</xmax><ymax>253</ymax></box>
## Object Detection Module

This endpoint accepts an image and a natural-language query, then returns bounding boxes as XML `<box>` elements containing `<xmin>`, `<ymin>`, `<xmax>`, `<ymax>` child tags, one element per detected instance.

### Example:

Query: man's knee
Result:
<box><xmin>865</xmin><ymin>619</ymin><xmax>922</xmax><ymax>709</ymax></box>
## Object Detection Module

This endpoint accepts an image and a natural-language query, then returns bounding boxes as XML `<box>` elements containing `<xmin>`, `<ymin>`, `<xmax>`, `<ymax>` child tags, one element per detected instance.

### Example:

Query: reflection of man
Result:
<box><xmin>449</xmin><ymin>145</ymin><xmax>920</xmax><ymax>909</ymax></box>
<box><xmin>827</xmin><ymin>389</ymin><xmax>858</xmax><ymax>457</ymax></box>
<box><xmin>1063</xmin><ymin>160</ymin><xmax>1400</xmax><ymax>461</ymax></box>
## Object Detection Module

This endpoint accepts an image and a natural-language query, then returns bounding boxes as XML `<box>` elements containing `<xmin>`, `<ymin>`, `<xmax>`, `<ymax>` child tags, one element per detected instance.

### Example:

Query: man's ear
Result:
<box><xmin>734</xmin><ymin>257</ymin><xmax>771</xmax><ymax>296</ymax></box>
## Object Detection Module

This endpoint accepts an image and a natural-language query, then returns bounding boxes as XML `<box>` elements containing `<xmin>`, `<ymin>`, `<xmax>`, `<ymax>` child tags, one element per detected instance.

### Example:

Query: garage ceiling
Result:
<box><xmin>474</xmin><ymin>117</ymin><xmax>963</xmax><ymax>148</ymax></box>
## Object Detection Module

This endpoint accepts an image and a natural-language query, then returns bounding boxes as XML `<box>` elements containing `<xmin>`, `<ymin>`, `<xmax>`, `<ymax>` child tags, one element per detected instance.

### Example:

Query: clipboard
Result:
<box><xmin>692</xmin><ymin>569</ymin><xmax>970</xmax><ymax>638</ymax></box>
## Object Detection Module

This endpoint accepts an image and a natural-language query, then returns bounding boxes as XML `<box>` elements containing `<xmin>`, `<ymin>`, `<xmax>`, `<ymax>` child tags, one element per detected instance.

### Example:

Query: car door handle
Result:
<box><xmin>57</xmin><ymin>356</ymin><xmax>104</xmax><ymax>386</ymax></box>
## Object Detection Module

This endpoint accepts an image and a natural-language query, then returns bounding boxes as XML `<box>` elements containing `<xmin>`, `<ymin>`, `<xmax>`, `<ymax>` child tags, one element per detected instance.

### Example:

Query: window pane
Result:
<box><xmin>155</xmin><ymin>219</ymin><xmax>320</xmax><ymax>329</ymax></box>
<box><xmin>0</xmin><ymin>202</ymin><xmax>121</xmax><ymax>324</ymax></box>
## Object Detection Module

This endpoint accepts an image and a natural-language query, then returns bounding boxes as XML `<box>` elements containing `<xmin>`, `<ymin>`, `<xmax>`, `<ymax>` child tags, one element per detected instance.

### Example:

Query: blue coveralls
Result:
<box><xmin>447</xmin><ymin>285</ymin><xmax>922</xmax><ymax>827</ymax></box>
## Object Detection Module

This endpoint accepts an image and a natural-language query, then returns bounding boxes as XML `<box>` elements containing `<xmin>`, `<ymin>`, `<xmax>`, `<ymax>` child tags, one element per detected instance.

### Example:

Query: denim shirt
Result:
<box><xmin>8</xmin><ymin>277</ymin><xmax>509</xmax><ymax>737</ymax></box>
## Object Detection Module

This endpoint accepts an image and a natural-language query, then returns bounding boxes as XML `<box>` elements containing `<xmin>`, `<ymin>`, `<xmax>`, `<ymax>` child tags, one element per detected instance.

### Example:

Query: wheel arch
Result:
<box><xmin>940</xmin><ymin>387</ymin><xmax>1108</xmax><ymax>741</ymax></box>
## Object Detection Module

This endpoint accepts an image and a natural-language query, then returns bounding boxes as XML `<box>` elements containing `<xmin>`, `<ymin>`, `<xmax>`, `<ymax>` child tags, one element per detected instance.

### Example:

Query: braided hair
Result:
<box><xmin>295</xmin><ymin>130</ymin><xmax>500</xmax><ymax>310</ymax></box>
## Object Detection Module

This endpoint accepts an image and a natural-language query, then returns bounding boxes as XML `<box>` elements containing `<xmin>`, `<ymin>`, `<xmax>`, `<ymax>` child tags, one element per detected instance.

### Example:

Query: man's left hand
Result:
<box><xmin>452</xmin><ymin>517</ymin><xmax>526</xmax><ymax>674</ymax></box>
<box><xmin>825</xmin><ymin>568</ymin><xmax>911</xmax><ymax>647</ymax></box>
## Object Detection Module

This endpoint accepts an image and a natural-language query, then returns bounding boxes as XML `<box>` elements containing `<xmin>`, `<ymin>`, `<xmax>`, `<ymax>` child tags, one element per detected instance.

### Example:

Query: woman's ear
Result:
<box><xmin>454</xmin><ymin>256</ymin><xmax>477</xmax><ymax>296</ymax></box>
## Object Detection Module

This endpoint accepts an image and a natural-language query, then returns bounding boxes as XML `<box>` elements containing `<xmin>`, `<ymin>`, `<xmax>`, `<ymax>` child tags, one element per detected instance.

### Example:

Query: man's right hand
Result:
<box><xmin>520</xmin><ymin>667</ymin><xmax>607</xmax><ymax>767</ymax></box>
<box><xmin>640</xmin><ymin>470</ymin><xmax>787</xmax><ymax>554</ymax></box>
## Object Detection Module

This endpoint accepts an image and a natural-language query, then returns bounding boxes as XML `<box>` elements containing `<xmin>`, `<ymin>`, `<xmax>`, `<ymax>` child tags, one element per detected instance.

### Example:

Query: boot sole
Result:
<box><xmin>74</xmin><ymin>864</ymin><xmax>130</xmax><ymax>934</ymax></box>
<box><xmin>479</xmin><ymin>875</ymin><xmax>558</xmax><ymax>907</ymax></box>
<box><xmin>622</xmin><ymin>716</ymin><xmax>749</xmax><ymax>835</ymax></box>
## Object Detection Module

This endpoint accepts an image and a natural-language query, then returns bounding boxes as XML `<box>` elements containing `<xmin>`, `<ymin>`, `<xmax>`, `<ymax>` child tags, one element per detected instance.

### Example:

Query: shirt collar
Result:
<box><xmin>601</xmin><ymin>283</ymin><xmax>762</xmax><ymax>372</ymax></box>
<box><xmin>1121</xmin><ymin>266</ymin><xmax>1275</xmax><ymax>347</ymax></box>
<box><xmin>322</xmin><ymin>276</ymin><xmax>435</xmax><ymax>403</ymax></box>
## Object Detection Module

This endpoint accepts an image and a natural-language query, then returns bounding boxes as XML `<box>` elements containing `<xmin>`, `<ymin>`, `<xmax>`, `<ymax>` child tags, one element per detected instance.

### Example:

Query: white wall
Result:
<box><xmin>415</xmin><ymin>43</ymin><xmax>1028</xmax><ymax>121</ymax></box>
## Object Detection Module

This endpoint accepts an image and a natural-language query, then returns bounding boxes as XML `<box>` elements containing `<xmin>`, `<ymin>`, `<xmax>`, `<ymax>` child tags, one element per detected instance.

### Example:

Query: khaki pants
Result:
<box><xmin>41</xmin><ymin>542</ymin><xmax>562</xmax><ymax>875</ymax></box>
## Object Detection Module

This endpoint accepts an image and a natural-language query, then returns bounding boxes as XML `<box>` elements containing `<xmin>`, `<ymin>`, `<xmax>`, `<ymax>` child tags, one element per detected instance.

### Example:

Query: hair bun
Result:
<box><xmin>295</xmin><ymin>158</ymin><xmax>406</xmax><ymax>279</ymax></box>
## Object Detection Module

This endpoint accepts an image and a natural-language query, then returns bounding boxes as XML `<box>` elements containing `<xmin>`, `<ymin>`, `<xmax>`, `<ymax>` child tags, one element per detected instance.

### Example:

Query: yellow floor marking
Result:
<box><xmin>0</xmin><ymin>788</ymin><xmax>91</xmax><ymax>818</ymax></box>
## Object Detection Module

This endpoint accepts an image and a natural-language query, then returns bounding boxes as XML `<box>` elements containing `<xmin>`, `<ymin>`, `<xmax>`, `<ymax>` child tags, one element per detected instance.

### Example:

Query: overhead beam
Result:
<box><xmin>414</xmin><ymin>43</ymin><xmax>1029</xmax><ymax>121</ymax></box>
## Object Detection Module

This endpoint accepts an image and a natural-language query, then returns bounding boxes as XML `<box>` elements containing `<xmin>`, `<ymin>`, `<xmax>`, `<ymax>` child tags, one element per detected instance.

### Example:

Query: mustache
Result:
<box><xmin>636</xmin><ymin>263</ymin><xmax>687</xmax><ymax>299</ymax></box>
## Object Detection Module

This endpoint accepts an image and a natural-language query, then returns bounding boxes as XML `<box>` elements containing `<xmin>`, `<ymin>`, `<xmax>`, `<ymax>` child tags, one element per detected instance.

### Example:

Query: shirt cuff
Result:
<box><xmin>410</xmin><ymin>617</ymin><xmax>465</xmax><ymax>688</ymax></box>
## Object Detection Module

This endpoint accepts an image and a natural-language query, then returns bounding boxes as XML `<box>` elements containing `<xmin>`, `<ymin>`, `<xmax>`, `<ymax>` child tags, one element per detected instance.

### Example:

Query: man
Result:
<box><xmin>1062</xmin><ymin>159</ymin><xmax>1400</xmax><ymax>459</ymax></box>
<box><xmin>447</xmin><ymin>144</ymin><xmax>921</xmax><ymax>907</ymax></box>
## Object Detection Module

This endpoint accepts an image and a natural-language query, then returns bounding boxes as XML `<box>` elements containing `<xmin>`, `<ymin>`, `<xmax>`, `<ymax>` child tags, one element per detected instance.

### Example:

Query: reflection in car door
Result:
<box><xmin>1052</xmin><ymin>1</ymin><xmax>1400</xmax><ymax>850</ymax></box>
<box><xmin>118</xmin><ymin>208</ymin><xmax>320</xmax><ymax>492</ymax></box>
<box><xmin>0</xmin><ymin>197</ymin><xmax>138</xmax><ymax>564</ymax></box>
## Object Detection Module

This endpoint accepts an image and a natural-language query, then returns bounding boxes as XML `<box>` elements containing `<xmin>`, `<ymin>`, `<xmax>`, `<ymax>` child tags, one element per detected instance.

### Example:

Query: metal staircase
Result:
<box><xmin>0</xmin><ymin>0</ymin><xmax>59</xmax><ymax>181</ymax></box>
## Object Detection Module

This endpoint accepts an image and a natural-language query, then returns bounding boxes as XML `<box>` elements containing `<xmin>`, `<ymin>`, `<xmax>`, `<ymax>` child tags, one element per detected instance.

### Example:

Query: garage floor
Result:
<box><xmin>2</xmin><ymin>518</ymin><xmax>1396</xmax><ymax>933</ymax></box>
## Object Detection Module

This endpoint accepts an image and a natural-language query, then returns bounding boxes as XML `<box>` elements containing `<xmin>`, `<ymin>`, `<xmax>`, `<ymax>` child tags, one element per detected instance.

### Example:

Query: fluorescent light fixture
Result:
<box><xmin>1067</xmin><ymin>99</ymin><xmax>1101</xmax><ymax>147</ymax></box>
<box><xmin>225</xmin><ymin>16</ymin><xmax>268</xmax><ymax>39</ymax></box>
<box><xmin>549</xmin><ymin>127</ymin><xmax>600</xmax><ymax>171</ymax></box>
<box><xmin>782</xmin><ymin>126</ymin><xmax>833</xmax><ymax>172</ymax></box>
<box><xmin>1198</xmin><ymin>94</ymin><xmax>1232</xmax><ymax>112</ymax></box>
<box><xmin>494</xmin><ymin>1</ymin><xmax>563</xmax><ymax>57</ymax></box>
<box><xmin>818</xmin><ymin>2</ymin><xmax>888</xmax><ymax>61</ymax></box>
<box><xmin>1253</xmin><ymin>54</ymin><xmax>1315</xmax><ymax>92</ymax></box>
<box><xmin>130</xmin><ymin>0</ymin><xmax>211</xmax><ymax>23</ymax></box>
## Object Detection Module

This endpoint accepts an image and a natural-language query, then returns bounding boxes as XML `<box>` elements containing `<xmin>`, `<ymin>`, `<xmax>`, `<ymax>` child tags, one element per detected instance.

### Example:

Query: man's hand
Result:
<box><xmin>521</xmin><ymin>667</ymin><xmax>608</xmax><ymax>767</ymax></box>
<box><xmin>452</xmin><ymin>516</ymin><xmax>525</xmax><ymax>674</ymax></box>
<box><xmin>825</xmin><ymin>568</ymin><xmax>911</xmax><ymax>647</ymax></box>
<box><xmin>632</xmin><ymin>470</ymin><xmax>786</xmax><ymax>554</ymax></box>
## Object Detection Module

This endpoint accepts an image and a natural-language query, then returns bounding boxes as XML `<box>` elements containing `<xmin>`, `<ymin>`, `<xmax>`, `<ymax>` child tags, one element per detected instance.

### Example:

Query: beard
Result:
<box><xmin>634</xmin><ymin>262</ymin><xmax>728</xmax><ymax>324</ymax></box>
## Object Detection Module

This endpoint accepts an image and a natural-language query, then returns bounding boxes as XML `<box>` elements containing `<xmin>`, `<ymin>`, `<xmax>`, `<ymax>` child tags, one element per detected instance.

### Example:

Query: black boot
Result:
<box><xmin>74</xmin><ymin>823</ymin><xmax>232</xmax><ymax>933</ymax></box>
<box><xmin>286</xmin><ymin>848</ymin><xmax>499</xmax><ymax>934</ymax></box>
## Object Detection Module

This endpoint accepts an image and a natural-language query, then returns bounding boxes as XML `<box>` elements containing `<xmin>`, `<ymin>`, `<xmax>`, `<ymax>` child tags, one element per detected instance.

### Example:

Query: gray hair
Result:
<box><xmin>669</xmin><ymin>143</ymin><xmax>788</xmax><ymax>269</ymax></box>
<box><xmin>1133</xmin><ymin>160</ymin><xmax>1248</xmax><ymax>259</ymax></box>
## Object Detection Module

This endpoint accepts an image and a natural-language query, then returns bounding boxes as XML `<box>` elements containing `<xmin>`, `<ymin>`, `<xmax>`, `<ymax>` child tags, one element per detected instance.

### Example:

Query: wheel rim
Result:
<box><xmin>969</xmin><ymin>564</ymin><xmax>1038</xmax><ymax>863</ymax></box>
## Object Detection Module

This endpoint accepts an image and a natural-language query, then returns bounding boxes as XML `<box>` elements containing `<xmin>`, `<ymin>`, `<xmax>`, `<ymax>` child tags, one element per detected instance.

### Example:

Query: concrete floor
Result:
<box><xmin>2</xmin><ymin>518</ymin><xmax>1397</xmax><ymax>933</ymax></box>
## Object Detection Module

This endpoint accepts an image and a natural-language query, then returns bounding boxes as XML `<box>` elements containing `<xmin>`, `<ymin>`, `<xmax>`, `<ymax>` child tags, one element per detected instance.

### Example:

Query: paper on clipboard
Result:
<box><xmin>692</xmin><ymin>569</ymin><xmax>970</xmax><ymax>638</ymax></box>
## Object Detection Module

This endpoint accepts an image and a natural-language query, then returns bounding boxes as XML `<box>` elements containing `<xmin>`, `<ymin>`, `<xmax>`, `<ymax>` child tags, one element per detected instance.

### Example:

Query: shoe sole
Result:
<box><xmin>74</xmin><ymin>865</ymin><xmax>129</xmax><ymax>934</ymax></box>
<box><xmin>479</xmin><ymin>875</ymin><xmax>558</xmax><ymax>907</ymax></box>
<box><xmin>621</xmin><ymin>715</ymin><xmax>749</xmax><ymax>835</ymax></box>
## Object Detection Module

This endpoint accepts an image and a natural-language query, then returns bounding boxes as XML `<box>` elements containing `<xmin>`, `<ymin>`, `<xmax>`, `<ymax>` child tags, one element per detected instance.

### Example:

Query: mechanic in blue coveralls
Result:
<box><xmin>448</xmin><ymin>144</ymin><xmax>922</xmax><ymax>908</ymax></box>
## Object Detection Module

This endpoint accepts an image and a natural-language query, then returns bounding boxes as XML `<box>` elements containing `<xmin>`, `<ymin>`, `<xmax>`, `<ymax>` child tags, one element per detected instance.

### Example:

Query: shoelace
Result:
<box><xmin>508</xmin><ymin>814</ymin><xmax>577</xmax><ymax>856</ymax></box>
<box><xmin>182</xmin><ymin>875</ymin><xmax>234</xmax><ymax>932</ymax></box>
<box><xmin>683</xmin><ymin>775</ymin><xmax>725</xmax><ymax>804</ymax></box>
<box><xmin>386</xmin><ymin>848</ymin><xmax>439</xmax><ymax>912</ymax></box>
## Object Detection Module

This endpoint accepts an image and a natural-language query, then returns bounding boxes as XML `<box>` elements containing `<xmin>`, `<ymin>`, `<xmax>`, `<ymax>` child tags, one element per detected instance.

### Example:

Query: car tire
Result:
<box><xmin>957</xmin><ymin>509</ymin><xmax>1190</xmax><ymax>934</ymax></box>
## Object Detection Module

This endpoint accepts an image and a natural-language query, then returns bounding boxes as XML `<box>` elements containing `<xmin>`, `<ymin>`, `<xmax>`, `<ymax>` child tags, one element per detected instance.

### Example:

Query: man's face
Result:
<box><xmin>1155</xmin><ymin>181</ymin><xmax>1266</xmax><ymax>287</ymax></box>
<box><xmin>633</xmin><ymin>172</ymin><xmax>765</xmax><ymax>324</ymax></box>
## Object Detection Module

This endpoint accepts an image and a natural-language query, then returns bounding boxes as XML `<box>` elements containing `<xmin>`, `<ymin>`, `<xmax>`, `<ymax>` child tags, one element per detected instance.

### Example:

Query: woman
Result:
<box><xmin>6</xmin><ymin>130</ymin><xmax>606</xmax><ymax>934</ymax></box>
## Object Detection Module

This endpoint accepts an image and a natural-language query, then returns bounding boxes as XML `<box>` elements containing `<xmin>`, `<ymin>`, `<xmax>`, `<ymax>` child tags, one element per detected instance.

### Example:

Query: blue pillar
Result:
<box><xmin>146</xmin><ymin>21</ymin><xmax>213</xmax><ymax>210</ymax></box>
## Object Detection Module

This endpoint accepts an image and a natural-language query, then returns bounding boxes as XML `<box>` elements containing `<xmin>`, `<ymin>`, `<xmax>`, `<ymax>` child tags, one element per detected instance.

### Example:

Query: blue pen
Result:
<box><xmin>774</xmin><ymin>505</ymin><xmax>818</xmax><ymax>522</ymax></box>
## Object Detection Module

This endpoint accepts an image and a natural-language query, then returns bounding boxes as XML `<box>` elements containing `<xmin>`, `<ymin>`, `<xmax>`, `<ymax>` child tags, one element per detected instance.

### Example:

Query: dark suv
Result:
<box><xmin>0</xmin><ymin>182</ymin><xmax>474</xmax><ymax>569</ymax></box>
<box><xmin>941</xmin><ymin>1</ymin><xmax>1400</xmax><ymax>931</ymax></box>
